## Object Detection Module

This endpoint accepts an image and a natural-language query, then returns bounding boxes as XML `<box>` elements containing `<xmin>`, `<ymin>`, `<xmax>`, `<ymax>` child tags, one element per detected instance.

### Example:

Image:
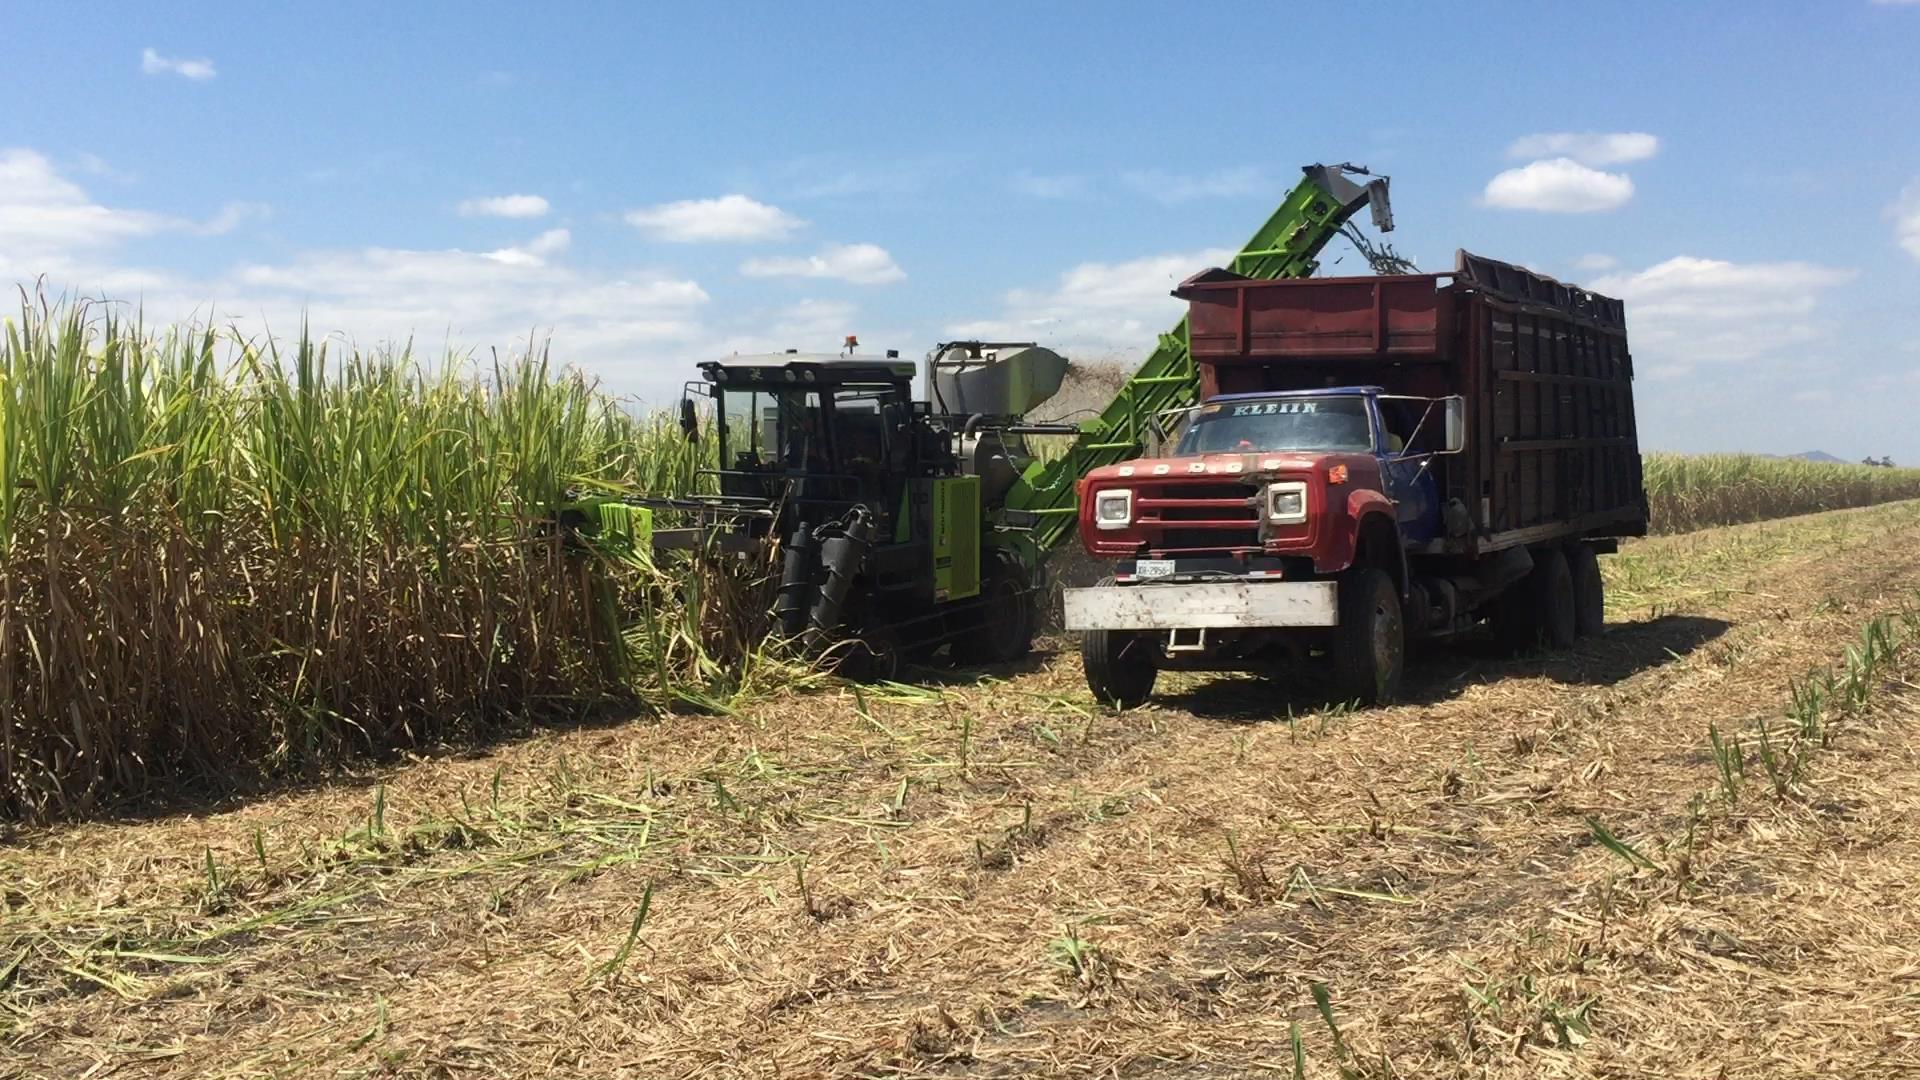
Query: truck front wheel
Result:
<box><xmin>1080</xmin><ymin>580</ymin><xmax>1158</xmax><ymax>708</ymax></box>
<box><xmin>1082</xmin><ymin>627</ymin><xmax>1157</xmax><ymax>708</ymax></box>
<box><xmin>1332</xmin><ymin>568</ymin><xmax>1404</xmax><ymax>705</ymax></box>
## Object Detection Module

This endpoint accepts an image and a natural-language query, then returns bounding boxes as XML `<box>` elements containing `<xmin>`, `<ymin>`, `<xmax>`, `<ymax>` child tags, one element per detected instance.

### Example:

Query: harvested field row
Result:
<box><xmin>7</xmin><ymin>499</ymin><xmax>1920</xmax><ymax>1077</ymax></box>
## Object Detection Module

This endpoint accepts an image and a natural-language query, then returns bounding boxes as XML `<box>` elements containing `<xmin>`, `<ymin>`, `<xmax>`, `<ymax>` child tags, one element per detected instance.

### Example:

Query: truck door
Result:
<box><xmin>1376</xmin><ymin>398</ymin><xmax>1441</xmax><ymax>544</ymax></box>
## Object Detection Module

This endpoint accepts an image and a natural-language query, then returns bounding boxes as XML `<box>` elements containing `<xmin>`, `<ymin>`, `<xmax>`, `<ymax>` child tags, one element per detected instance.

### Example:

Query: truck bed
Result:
<box><xmin>1175</xmin><ymin>251</ymin><xmax>1647</xmax><ymax>556</ymax></box>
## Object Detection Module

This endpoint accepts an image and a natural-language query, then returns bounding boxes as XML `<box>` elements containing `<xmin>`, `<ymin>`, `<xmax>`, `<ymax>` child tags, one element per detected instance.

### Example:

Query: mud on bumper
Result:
<box><xmin>1062</xmin><ymin>580</ymin><xmax>1339</xmax><ymax>631</ymax></box>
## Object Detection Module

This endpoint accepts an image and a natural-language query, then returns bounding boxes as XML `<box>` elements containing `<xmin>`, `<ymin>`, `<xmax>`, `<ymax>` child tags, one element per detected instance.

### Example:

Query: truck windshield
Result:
<box><xmin>1175</xmin><ymin>396</ymin><xmax>1373</xmax><ymax>454</ymax></box>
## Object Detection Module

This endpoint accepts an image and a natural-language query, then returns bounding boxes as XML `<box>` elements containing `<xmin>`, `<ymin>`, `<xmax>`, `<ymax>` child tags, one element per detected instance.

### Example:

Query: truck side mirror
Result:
<box><xmin>678</xmin><ymin>396</ymin><xmax>699</xmax><ymax>441</ymax></box>
<box><xmin>1442</xmin><ymin>395</ymin><xmax>1466</xmax><ymax>454</ymax></box>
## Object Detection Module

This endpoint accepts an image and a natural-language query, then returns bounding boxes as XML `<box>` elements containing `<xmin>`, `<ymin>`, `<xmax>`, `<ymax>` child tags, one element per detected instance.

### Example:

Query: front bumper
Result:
<box><xmin>1062</xmin><ymin>580</ymin><xmax>1339</xmax><ymax>631</ymax></box>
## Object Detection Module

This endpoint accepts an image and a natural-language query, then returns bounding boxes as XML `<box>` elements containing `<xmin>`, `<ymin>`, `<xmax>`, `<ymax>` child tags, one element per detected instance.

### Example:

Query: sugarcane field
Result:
<box><xmin>6</xmin><ymin>5</ymin><xmax>1920</xmax><ymax>1078</ymax></box>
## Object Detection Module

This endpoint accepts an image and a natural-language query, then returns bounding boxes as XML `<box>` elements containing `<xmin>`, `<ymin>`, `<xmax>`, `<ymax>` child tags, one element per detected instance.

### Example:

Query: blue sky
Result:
<box><xmin>4</xmin><ymin>1</ymin><xmax>1918</xmax><ymax>459</ymax></box>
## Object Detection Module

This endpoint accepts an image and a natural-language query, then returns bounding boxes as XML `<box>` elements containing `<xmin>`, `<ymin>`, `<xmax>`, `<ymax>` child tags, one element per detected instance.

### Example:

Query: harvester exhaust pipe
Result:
<box><xmin>774</xmin><ymin>525</ymin><xmax>819</xmax><ymax>638</ymax></box>
<box><xmin>805</xmin><ymin>505</ymin><xmax>876</xmax><ymax>651</ymax></box>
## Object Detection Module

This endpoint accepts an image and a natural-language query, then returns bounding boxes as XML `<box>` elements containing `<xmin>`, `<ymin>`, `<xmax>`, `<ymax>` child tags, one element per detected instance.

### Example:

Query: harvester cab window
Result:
<box><xmin>832</xmin><ymin>384</ymin><xmax>909</xmax><ymax>527</ymax></box>
<box><xmin>720</xmin><ymin>389</ymin><xmax>766</xmax><ymax>470</ymax></box>
<box><xmin>777</xmin><ymin>391</ymin><xmax>827</xmax><ymax>472</ymax></box>
<box><xmin>715</xmin><ymin>386</ymin><xmax>826</xmax><ymax>474</ymax></box>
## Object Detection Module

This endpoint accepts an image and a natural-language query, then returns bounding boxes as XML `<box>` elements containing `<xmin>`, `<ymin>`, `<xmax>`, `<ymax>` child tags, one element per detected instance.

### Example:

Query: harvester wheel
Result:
<box><xmin>1568</xmin><ymin>543</ymin><xmax>1605</xmax><ymax>637</ymax></box>
<box><xmin>950</xmin><ymin>552</ymin><xmax>1034</xmax><ymax>666</ymax></box>
<box><xmin>821</xmin><ymin>588</ymin><xmax>898</xmax><ymax>682</ymax></box>
<box><xmin>827</xmin><ymin>637</ymin><xmax>898</xmax><ymax>682</ymax></box>
<box><xmin>1332</xmin><ymin>568</ymin><xmax>1404</xmax><ymax>705</ymax></box>
<box><xmin>1080</xmin><ymin>578</ymin><xmax>1157</xmax><ymax>708</ymax></box>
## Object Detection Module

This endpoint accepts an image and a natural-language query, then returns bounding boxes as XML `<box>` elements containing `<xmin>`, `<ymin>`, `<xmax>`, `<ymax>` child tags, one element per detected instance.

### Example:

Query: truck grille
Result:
<box><xmin>1134</xmin><ymin>480</ymin><xmax>1261</xmax><ymax>554</ymax></box>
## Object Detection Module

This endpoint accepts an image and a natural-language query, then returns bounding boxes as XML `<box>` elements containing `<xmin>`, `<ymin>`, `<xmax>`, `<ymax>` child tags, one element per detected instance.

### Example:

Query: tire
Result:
<box><xmin>1079</xmin><ymin>578</ymin><xmax>1158</xmax><ymax>708</ymax></box>
<box><xmin>1488</xmin><ymin>584</ymin><xmax>1536</xmax><ymax>654</ymax></box>
<box><xmin>950</xmin><ymin>552</ymin><xmax>1035</xmax><ymax>666</ymax></box>
<box><xmin>822</xmin><ymin>589</ymin><xmax>900</xmax><ymax>681</ymax></box>
<box><xmin>1332</xmin><ymin>568</ymin><xmax>1405</xmax><ymax>705</ymax></box>
<box><xmin>1537</xmin><ymin>548</ymin><xmax>1578</xmax><ymax>649</ymax></box>
<box><xmin>1567</xmin><ymin>543</ymin><xmax>1605</xmax><ymax>638</ymax></box>
<box><xmin>1491</xmin><ymin>546</ymin><xmax>1576</xmax><ymax>653</ymax></box>
<box><xmin>828</xmin><ymin>636</ymin><xmax>898</xmax><ymax>682</ymax></box>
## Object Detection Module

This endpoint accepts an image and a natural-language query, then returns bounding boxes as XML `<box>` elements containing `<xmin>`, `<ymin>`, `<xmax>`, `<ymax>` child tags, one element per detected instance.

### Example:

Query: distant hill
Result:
<box><xmin>1790</xmin><ymin>450</ymin><xmax>1847</xmax><ymax>463</ymax></box>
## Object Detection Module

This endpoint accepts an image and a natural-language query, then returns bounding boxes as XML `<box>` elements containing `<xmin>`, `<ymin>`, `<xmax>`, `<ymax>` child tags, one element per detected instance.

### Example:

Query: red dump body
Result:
<box><xmin>1080</xmin><ymin>250</ymin><xmax>1647</xmax><ymax>562</ymax></box>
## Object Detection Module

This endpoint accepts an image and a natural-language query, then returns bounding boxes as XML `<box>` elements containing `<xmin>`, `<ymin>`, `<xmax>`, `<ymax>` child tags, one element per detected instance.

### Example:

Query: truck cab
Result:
<box><xmin>1077</xmin><ymin>386</ymin><xmax>1462</xmax><ymax>571</ymax></box>
<box><xmin>1067</xmin><ymin>386</ymin><xmax>1464</xmax><ymax>706</ymax></box>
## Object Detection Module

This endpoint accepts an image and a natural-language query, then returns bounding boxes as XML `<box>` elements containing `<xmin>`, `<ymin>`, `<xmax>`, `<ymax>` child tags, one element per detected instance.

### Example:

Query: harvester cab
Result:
<box><xmin>655</xmin><ymin>341</ymin><xmax>1072</xmax><ymax>672</ymax></box>
<box><xmin>694</xmin><ymin>351</ymin><xmax>922</xmax><ymax>535</ymax></box>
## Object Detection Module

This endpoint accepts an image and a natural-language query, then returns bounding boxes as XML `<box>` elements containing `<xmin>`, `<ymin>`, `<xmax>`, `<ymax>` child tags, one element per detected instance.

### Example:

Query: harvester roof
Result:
<box><xmin>700</xmin><ymin>352</ymin><xmax>916</xmax><ymax>385</ymax></box>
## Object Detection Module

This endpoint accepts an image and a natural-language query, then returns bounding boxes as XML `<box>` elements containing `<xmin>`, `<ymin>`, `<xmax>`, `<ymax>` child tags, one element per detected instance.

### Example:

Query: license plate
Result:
<box><xmin>1134</xmin><ymin>559</ymin><xmax>1176</xmax><ymax>580</ymax></box>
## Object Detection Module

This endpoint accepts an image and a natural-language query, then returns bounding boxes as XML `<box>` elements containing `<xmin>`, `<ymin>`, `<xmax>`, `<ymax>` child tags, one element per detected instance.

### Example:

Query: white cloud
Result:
<box><xmin>1890</xmin><ymin>181</ymin><xmax>1920</xmax><ymax>260</ymax></box>
<box><xmin>1482</xmin><ymin>158</ymin><xmax>1634</xmax><ymax>212</ymax></box>
<box><xmin>2</xmin><ymin>151</ymin><xmax>710</xmax><ymax>403</ymax></box>
<box><xmin>457</xmin><ymin>194</ymin><xmax>550</xmax><ymax>219</ymax></box>
<box><xmin>75</xmin><ymin>153</ymin><xmax>136</xmax><ymax>183</ymax></box>
<box><xmin>948</xmin><ymin>247</ymin><xmax>1233</xmax><ymax>350</ymax></box>
<box><xmin>1010</xmin><ymin>172</ymin><xmax>1086</xmax><ymax>199</ymax></box>
<box><xmin>483</xmin><ymin>228</ymin><xmax>571</xmax><ymax>267</ymax></box>
<box><xmin>140</xmin><ymin>48</ymin><xmax>216</xmax><ymax>81</ymax></box>
<box><xmin>739</xmin><ymin>243</ymin><xmax>904</xmax><ymax>285</ymax></box>
<box><xmin>1571</xmin><ymin>253</ymin><xmax>1618</xmax><ymax>273</ymax></box>
<box><xmin>0</xmin><ymin>148</ymin><xmax>178</xmax><ymax>268</ymax></box>
<box><xmin>624</xmin><ymin>194</ymin><xmax>803</xmax><ymax>242</ymax></box>
<box><xmin>221</xmin><ymin>241</ymin><xmax>707</xmax><ymax>355</ymax></box>
<box><xmin>708</xmin><ymin>299</ymin><xmax>861</xmax><ymax>356</ymax></box>
<box><xmin>1589</xmin><ymin>256</ymin><xmax>1855</xmax><ymax>374</ymax></box>
<box><xmin>1505</xmin><ymin>132</ymin><xmax>1659</xmax><ymax>166</ymax></box>
<box><xmin>0</xmin><ymin>150</ymin><xmax>271</xmax><ymax>277</ymax></box>
<box><xmin>1122</xmin><ymin>167</ymin><xmax>1265</xmax><ymax>204</ymax></box>
<box><xmin>200</xmin><ymin>202</ymin><xmax>272</xmax><ymax>235</ymax></box>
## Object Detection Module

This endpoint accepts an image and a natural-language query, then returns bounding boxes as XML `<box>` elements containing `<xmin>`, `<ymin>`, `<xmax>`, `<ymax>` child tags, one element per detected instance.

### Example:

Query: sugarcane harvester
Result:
<box><xmin>583</xmin><ymin>163</ymin><xmax>1394</xmax><ymax>669</ymax></box>
<box><xmin>652</xmin><ymin>341</ymin><xmax>1077</xmax><ymax>669</ymax></box>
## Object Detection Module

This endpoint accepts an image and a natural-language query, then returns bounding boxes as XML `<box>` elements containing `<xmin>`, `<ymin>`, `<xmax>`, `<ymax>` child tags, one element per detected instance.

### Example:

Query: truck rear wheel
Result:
<box><xmin>1568</xmin><ymin>543</ymin><xmax>1605</xmax><ymax>637</ymax></box>
<box><xmin>1080</xmin><ymin>578</ymin><xmax>1157</xmax><ymax>708</ymax></box>
<box><xmin>1492</xmin><ymin>546</ymin><xmax>1576</xmax><ymax>652</ymax></box>
<box><xmin>1332</xmin><ymin>568</ymin><xmax>1404</xmax><ymax>705</ymax></box>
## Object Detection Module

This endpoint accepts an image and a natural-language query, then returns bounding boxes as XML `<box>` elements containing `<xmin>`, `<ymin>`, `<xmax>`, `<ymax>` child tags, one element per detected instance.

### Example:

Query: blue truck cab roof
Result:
<box><xmin>1205</xmin><ymin>386</ymin><xmax>1384</xmax><ymax>404</ymax></box>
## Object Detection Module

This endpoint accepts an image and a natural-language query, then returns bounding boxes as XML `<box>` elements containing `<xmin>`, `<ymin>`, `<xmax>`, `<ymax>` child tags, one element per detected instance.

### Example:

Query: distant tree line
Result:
<box><xmin>1862</xmin><ymin>455</ymin><xmax>1898</xmax><ymax>468</ymax></box>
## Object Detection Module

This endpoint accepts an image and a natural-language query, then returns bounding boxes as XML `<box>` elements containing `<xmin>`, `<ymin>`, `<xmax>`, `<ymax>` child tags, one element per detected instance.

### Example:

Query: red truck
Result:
<box><xmin>1062</xmin><ymin>251</ymin><xmax>1647</xmax><ymax>707</ymax></box>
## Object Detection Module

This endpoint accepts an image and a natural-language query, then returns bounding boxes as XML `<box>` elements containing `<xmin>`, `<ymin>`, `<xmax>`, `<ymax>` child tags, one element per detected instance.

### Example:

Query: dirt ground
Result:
<box><xmin>7</xmin><ymin>501</ymin><xmax>1920</xmax><ymax>1079</ymax></box>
